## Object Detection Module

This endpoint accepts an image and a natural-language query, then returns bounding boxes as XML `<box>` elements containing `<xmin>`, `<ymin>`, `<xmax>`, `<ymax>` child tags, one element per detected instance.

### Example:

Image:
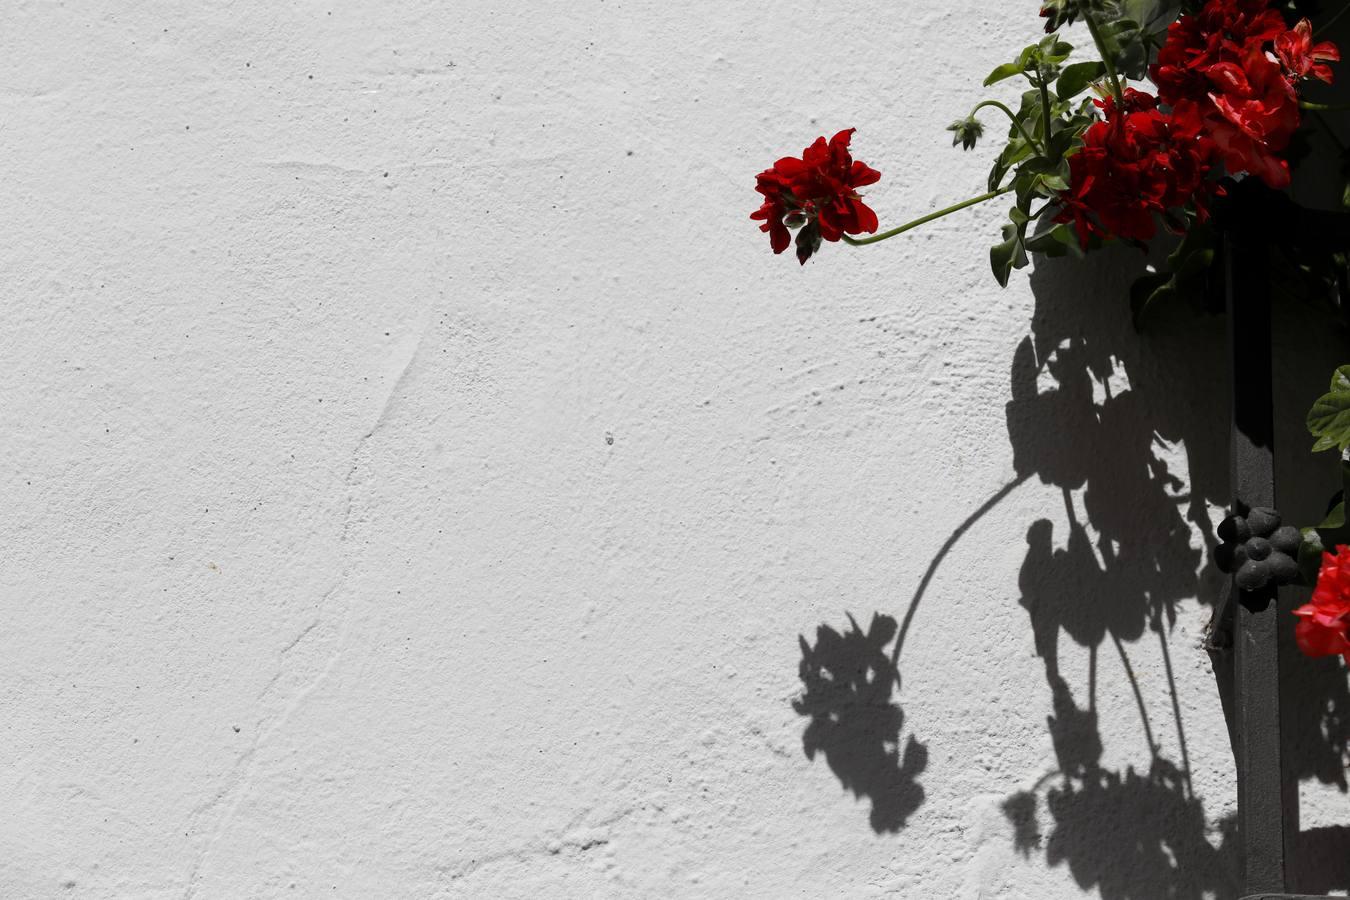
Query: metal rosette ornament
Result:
<box><xmin>1214</xmin><ymin>507</ymin><xmax>1302</xmax><ymax>591</ymax></box>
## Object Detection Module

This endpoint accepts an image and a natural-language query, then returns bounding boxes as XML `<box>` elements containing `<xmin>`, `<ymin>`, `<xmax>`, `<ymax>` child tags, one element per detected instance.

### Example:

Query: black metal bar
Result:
<box><xmin>1224</xmin><ymin>214</ymin><xmax>1292</xmax><ymax>895</ymax></box>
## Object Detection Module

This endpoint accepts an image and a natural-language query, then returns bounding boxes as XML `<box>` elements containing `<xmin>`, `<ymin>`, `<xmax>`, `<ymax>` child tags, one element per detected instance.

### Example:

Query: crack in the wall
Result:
<box><xmin>438</xmin><ymin>804</ymin><xmax>644</xmax><ymax>885</ymax></box>
<box><xmin>179</xmin><ymin>304</ymin><xmax>433</xmax><ymax>899</ymax></box>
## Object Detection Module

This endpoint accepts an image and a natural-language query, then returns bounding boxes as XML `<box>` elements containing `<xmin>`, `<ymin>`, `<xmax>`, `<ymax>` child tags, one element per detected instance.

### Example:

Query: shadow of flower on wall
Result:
<box><xmin>1001</xmin><ymin>664</ymin><xmax>1240</xmax><ymax>898</ymax></box>
<box><xmin>786</xmin><ymin>237</ymin><xmax>1350</xmax><ymax>887</ymax></box>
<box><xmin>994</xmin><ymin>246</ymin><xmax>1242</xmax><ymax>899</ymax></box>
<box><xmin>794</xmin><ymin>613</ymin><xmax>927</xmax><ymax>832</ymax></box>
<box><xmin>1005</xmin><ymin>757</ymin><xmax>1238</xmax><ymax>900</ymax></box>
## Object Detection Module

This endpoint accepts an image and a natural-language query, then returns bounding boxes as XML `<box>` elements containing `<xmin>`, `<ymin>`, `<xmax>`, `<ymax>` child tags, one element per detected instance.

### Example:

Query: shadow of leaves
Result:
<box><xmin>794</xmin><ymin>613</ymin><xmax>927</xmax><ymax>832</ymax></box>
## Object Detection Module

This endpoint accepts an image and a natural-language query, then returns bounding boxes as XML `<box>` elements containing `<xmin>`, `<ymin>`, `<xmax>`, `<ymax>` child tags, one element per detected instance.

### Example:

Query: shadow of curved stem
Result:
<box><xmin>892</xmin><ymin>474</ymin><xmax>1031</xmax><ymax>668</ymax></box>
<box><xmin>1155</xmin><ymin>617</ymin><xmax>1195</xmax><ymax>798</ymax></box>
<box><xmin>1111</xmin><ymin>631</ymin><xmax>1160</xmax><ymax>761</ymax></box>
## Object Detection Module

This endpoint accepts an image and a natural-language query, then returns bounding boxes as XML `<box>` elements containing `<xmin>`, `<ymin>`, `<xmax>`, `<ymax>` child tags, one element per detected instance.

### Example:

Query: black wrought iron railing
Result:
<box><xmin>1214</xmin><ymin>183</ymin><xmax>1350</xmax><ymax>900</ymax></box>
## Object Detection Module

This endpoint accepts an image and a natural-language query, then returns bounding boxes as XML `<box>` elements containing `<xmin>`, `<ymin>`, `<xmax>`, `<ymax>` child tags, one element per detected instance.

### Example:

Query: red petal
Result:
<box><xmin>854</xmin><ymin>200</ymin><xmax>878</xmax><ymax>234</ymax></box>
<box><xmin>829</xmin><ymin>128</ymin><xmax>855</xmax><ymax>151</ymax></box>
<box><xmin>849</xmin><ymin>161</ymin><xmax>881</xmax><ymax>187</ymax></box>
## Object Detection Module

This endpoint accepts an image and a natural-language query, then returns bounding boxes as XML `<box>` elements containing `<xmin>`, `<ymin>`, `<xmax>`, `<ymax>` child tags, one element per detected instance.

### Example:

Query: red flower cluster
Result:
<box><xmin>1294</xmin><ymin>545</ymin><xmax>1350</xmax><ymax>664</ymax></box>
<box><xmin>751</xmin><ymin>129</ymin><xmax>881</xmax><ymax>264</ymax></box>
<box><xmin>1058</xmin><ymin>0</ymin><xmax>1339</xmax><ymax>245</ymax></box>
<box><xmin>1055</xmin><ymin>88</ymin><xmax>1217</xmax><ymax>247</ymax></box>
<box><xmin>1151</xmin><ymin>0</ymin><xmax>1339</xmax><ymax>189</ymax></box>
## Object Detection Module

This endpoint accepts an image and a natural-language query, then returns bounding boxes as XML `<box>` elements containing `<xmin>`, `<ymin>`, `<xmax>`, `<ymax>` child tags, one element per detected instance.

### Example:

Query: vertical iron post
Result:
<box><xmin>1223</xmin><ymin>214</ymin><xmax>1292</xmax><ymax>895</ymax></box>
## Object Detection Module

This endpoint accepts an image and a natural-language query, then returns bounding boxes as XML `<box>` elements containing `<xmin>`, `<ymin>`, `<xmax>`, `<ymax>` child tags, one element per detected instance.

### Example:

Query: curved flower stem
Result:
<box><xmin>842</xmin><ymin>186</ymin><xmax>1014</xmax><ymax>246</ymax></box>
<box><xmin>1301</xmin><ymin>100</ymin><xmax>1350</xmax><ymax>112</ymax></box>
<box><xmin>971</xmin><ymin>100</ymin><xmax>1043</xmax><ymax>153</ymax></box>
<box><xmin>1084</xmin><ymin>10</ymin><xmax>1125</xmax><ymax>103</ymax></box>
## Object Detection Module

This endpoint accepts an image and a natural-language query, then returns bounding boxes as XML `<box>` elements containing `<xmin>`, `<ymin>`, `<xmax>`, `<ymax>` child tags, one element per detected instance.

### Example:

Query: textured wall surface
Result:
<box><xmin>2</xmin><ymin>1</ymin><xmax>1348</xmax><ymax>898</ymax></box>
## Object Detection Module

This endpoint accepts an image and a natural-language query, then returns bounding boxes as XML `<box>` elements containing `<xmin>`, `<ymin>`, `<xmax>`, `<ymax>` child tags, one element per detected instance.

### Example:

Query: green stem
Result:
<box><xmin>1084</xmin><ymin>11</ymin><xmax>1125</xmax><ymax>103</ymax></box>
<box><xmin>1036</xmin><ymin>71</ymin><xmax>1055</xmax><ymax>145</ymax></box>
<box><xmin>842</xmin><ymin>187</ymin><xmax>1013</xmax><ymax>247</ymax></box>
<box><xmin>970</xmin><ymin>100</ymin><xmax>1043</xmax><ymax>153</ymax></box>
<box><xmin>1301</xmin><ymin>100</ymin><xmax>1350</xmax><ymax>112</ymax></box>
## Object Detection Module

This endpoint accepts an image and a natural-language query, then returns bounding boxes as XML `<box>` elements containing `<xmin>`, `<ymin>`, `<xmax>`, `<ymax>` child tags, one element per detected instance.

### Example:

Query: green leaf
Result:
<box><xmin>987</xmin><ymin>139</ymin><xmax>1033</xmax><ymax>192</ymax></box>
<box><xmin>990</xmin><ymin>216</ymin><xmax>1029</xmax><ymax>288</ymax></box>
<box><xmin>1120</xmin><ymin>0</ymin><xmax>1181</xmax><ymax>35</ymax></box>
<box><xmin>985</xmin><ymin>46</ymin><xmax>1036</xmax><ymax>85</ymax></box>
<box><xmin>1129</xmin><ymin>222</ymin><xmax>1215</xmax><ymax>329</ymax></box>
<box><xmin>1120</xmin><ymin>0</ymin><xmax>1167</xmax><ymax>20</ymax></box>
<box><xmin>1130</xmin><ymin>272</ymin><xmax>1173</xmax><ymax>326</ymax></box>
<box><xmin>1308</xmin><ymin>365</ymin><xmax>1350</xmax><ymax>452</ymax></box>
<box><xmin>1019</xmin><ymin>156</ymin><xmax>1060</xmax><ymax>175</ymax></box>
<box><xmin>1300</xmin><ymin>525</ymin><xmax>1328</xmax><ymax>584</ymax></box>
<box><xmin>984</xmin><ymin>61</ymin><xmax>1028</xmax><ymax>86</ymax></box>
<box><xmin>1025</xmin><ymin>222</ymin><xmax>1083</xmax><ymax>259</ymax></box>
<box><xmin>990</xmin><ymin>235</ymin><xmax>1018</xmax><ymax>288</ymax></box>
<box><xmin>1038</xmin><ymin>34</ymin><xmax>1074</xmax><ymax>65</ymax></box>
<box><xmin>1313</xmin><ymin>434</ymin><xmax>1341</xmax><ymax>453</ymax></box>
<box><xmin>1045</xmin><ymin>127</ymin><xmax>1084</xmax><ymax>161</ymax></box>
<box><xmin>984</xmin><ymin>42</ymin><xmax>1058</xmax><ymax>86</ymax></box>
<box><xmin>1056</xmin><ymin>61</ymin><xmax>1106</xmax><ymax>100</ymax></box>
<box><xmin>1104</xmin><ymin>3</ymin><xmax>1180</xmax><ymax>80</ymax></box>
<box><xmin>1322</xmin><ymin>500</ymin><xmax>1347</xmax><ymax>531</ymax></box>
<box><xmin>1300</xmin><ymin>499</ymin><xmax>1350</xmax><ymax>584</ymax></box>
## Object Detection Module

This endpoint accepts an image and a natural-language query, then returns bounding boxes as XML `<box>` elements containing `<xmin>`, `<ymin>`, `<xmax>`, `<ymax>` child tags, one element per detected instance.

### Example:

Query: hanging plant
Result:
<box><xmin>751</xmin><ymin>0</ymin><xmax>1350</xmax><ymax>662</ymax></box>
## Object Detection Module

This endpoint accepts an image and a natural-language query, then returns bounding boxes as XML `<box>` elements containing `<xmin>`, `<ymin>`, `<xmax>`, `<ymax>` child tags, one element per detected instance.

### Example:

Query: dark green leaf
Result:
<box><xmin>1039</xmin><ymin>173</ymin><xmax>1070</xmax><ymax>192</ymax></box>
<box><xmin>1130</xmin><ymin>272</ymin><xmax>1174</xmax><ymax>327</ymax></box>
<box><xmin>1308</xmin><ymin>365</ymin><xmax>1350</xmax><ymax>452</ymax></box>
<box><xmin>1056</xmin><ymin>61</ymin><xmax>1106</xmax><ymax>100</ymax></box>
<box><xmin>984</xmin><ymin>43</ymin><xmax>1052</xmax><ymax>86</ymax></box>
<box><xmin>1300</xmin><ymin>498</ymin><xmax>1350</xmax><ymax>584</ymax></box>
<box><xmin>1039</xmin><ymin>36</ymin><xmax>1074</xmax><ymax>65</ymax></box>
<box><xmin>1130</xmin><ymin>223</ymin><xmax>1215</xmax><ymax>329</ymax></box>
<box><xmin>987</xmin><ymin>139</ymin><xmax>1033</xmax><ymax>192</ymax></box>
<box><xmin>990</xmin><ymin>217</ymin><xmax>1029</xmax><ymax>288</ymax></box>
<box><xmin>984</xmin><ymin>62</ymin><xmax>1028</xmax><ymax>86</ymax></box>
<box><xmin>1025</xmin><ymin>222</ymin><xmax>1083</xmax><ymax>258</ymax></box>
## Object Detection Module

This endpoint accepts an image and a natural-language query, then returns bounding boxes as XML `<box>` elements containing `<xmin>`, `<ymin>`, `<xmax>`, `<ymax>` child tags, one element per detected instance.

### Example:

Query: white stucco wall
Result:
<box><xmin>2</xmin><ymin>1</ymin><xmax>1347</xmax><ymax>897</ymax></box>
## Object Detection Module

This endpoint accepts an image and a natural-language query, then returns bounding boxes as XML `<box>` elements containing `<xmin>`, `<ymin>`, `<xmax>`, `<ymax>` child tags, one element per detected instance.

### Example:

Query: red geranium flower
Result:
<box><xmin>1276</xmin><ymin>18</ymin><xmax>1340</xmax><ymax>84</ymax></box>
<box><xmin>1150</xmin><ymin>0</ymin><xmax>1339</xmax><ymax>190</ymax></box>
<box><xmin>751</xmin><ymin>129</ymin><xmax>881</xmax><ymax>265</ymax></box>
<box><xmin>1055</xmin><ymin>89</ymin><xmax>1216</xmax><ymax>248</ymax></box>
<box><xmin>1294</xmin><ymin>544</ymin><xmax>1350</xmax><ymax>664</ymax></box>
<box><xmin>1175</xmin><ymin>46</ymin><xmax>1301</xmax><ymax>188</ymax></box>
<box><xmin>1152</xmin><ymin>0</ymin><xmax>1287</xmax><ymax>105</ymax></box>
